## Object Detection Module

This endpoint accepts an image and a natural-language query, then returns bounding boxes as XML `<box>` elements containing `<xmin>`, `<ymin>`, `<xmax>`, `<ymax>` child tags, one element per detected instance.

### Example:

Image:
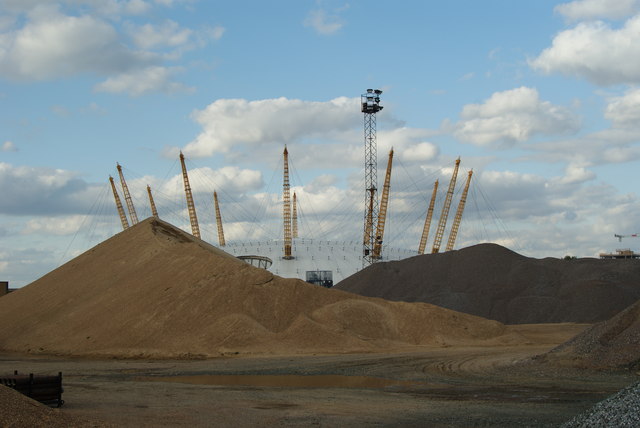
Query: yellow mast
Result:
<box><xmin>431</xmin><ymin>158</ymin><xmax>461</xmax><ymax>254</ymax></box>
<box><xmin>446</xmin><ymin>170</ymin><xmax>473</xmax><ymax>252</ymax></box>
<box><xmin>109</xmin><ymin>176</ymin><xmax>129</xmax><ymax>230</ymax></box>
<box><xmin>373</xmin><ymin>148</ymin><xmax>393</xmax><ymax>259</ymax></box>
<box><xmin>283</xmin><ymin>146</ymin><xmax>293</xmax><ymax>259</ymax></box>
<box><xmin>292</xmin><ymin>191</ymin><xmax>298</xmax><ymax>239</ymax></box>
<box><xmin>213</xmin><ymin>190</ymin><xmax>226</xmax><ymax>247</ymax></box>
<box><xmin>147</xmin><ymin>184</ymin><xmax>159</xmax><ymax>218</ymax></box>
<box><xmin>418</xmin><ymin>179</ymin><xmax>439</xmax><ymax>254</ymax></box>
<box><xmin>116</xmin><ymin>163</ymin><xmax>138</xmax><ymax>225</ymax></box>
<box><xmin>179</xmin><ymin>152</ymin><xmax>201</xmax><ymax>238</ymax></box>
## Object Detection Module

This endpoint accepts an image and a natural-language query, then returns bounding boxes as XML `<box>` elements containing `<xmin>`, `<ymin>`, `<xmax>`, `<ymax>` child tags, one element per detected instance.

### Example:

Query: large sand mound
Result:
<box><xmin>335</xmin><ymin>244</ymin><xmax>640</xmax><ymax>324</ymax></box>
<box><xmin>0</xmin><ymin>218</ymin><xmax>510</xmax><ymax>358</ymax></box>
<box><xmin>541</xmin><ymin>299</ymin><xmax>640</xmax><ymax>369</ymax></box>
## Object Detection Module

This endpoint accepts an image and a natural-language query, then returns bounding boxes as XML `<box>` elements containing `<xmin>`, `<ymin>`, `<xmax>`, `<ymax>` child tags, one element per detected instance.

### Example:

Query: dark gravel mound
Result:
<box><xmin>335</xmin><ymin>243</ymin><xmax>640</xmax><ymax>324</ymax></box>
<box><xmin>561</xmin><ymin>381</ymin><xmax>640</xmax><ymax>427</ymax></box>
<box><xmin>544</xmin><ymin>300</ymin><xmax>640</xmax><ymax>369</ymax></box>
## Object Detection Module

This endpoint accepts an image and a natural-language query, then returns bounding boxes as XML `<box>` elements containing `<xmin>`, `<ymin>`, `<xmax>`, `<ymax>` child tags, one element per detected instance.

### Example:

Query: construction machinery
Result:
<box><xmin>615</xmin><ymin>233</ymin><xmax>639</xmax><ymax>242</ymax></box>
<box><xmin>431</xmin><ymin>158</ymin><xmax>461</xmax><ymax>254</ymax></box>
<box><xmin>361</xmin><ymin>89</ymin><xmax>384</xmax><ymax>265</ymax></box>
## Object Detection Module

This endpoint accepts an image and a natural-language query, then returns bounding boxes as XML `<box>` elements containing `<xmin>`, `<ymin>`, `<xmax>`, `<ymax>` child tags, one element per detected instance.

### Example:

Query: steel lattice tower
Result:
<box><xmin>361</xmin><ymin>89</ymin><xmax>383</xmax><ymax>266</ymax></box>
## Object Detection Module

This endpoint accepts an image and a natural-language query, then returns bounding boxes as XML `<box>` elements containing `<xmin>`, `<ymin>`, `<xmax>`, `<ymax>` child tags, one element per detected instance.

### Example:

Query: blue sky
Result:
<box><xmin>2</xmin><ymin>0</ymin><xmax>640</xmax><ymax>287</ymax></box>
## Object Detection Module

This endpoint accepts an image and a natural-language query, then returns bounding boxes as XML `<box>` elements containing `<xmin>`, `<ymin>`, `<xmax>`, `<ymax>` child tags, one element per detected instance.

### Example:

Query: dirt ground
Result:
<box><xmin>2</xmin><ymin>325</ymin><xmax>637</xmax><ymax>427</ymax></box>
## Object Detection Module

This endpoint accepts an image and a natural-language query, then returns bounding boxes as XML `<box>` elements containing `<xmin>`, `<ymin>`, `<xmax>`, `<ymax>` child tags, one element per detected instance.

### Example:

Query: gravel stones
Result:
<box><xmin>561</xmin><ymin>382</ymin><xmax>640</xmax><ymax>427</ymax></box>
<box><xmin>336</xmin><ymin>243</ymin><xmax>640</xmax><ymax>324</ymax></box>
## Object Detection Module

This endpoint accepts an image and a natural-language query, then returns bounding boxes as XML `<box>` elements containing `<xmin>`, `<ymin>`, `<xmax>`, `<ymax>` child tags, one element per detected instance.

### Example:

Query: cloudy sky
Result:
<box><xmin>2</xmin><ymin>0</ymin><xmax>640</xmax><ymax>287</ymax></box>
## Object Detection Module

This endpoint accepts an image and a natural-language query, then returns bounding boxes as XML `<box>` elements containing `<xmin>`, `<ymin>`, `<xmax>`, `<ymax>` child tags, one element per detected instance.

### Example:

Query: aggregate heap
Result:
<box><xmin>336</xmin><ymin>243</ymin><xmax>640</xmax><ymax>324</ymax></box>
<box><xmin>543</xmin><ymin>299</ymin><xmax>640</xmax><ymax>369</ymax></box>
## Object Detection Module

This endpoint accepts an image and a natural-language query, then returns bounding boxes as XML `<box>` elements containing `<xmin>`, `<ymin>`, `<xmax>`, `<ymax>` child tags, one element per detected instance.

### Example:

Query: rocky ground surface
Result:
<box><xmin>1</xmin><ymin>329</ymin><xmax>638</xmax><ymax>428</ymax></box>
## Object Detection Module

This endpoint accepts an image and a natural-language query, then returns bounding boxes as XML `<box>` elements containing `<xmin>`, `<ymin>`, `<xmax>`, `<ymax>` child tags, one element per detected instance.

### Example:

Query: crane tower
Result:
<box><xmin>372</xmin><ymin>148</ymin><xmax>393</xmax><ymax>259</ymax></box>
<box><xmin>283</xmin><ymin>146</ymin><xmax>293</xmax><ymax>259</ymax></box>
<box><xmin>362</xmin><ymin>89</ymin><xmax>383</xmax><ymax>265</ymax></box>
<box><xmin>431</xmin><ymin>158</ymin><xmax>461</xmax><ymax>254</ymax></box>
<box><xmin>116</xmin><ymin>163</ymin><xmax>138</xmax><ymax>225</ymax></box>
<box><xmin>179</xmin><ymin>152</ymin><xmax>201</xmax><ymax>239</ymax></box>
<box><xmin>109</xmin><ymin>176</ymin><xmax>129</xmax><ymax>230</ymax></box>
<box><xmin>214</xmin><ymin>190</ymin><xmax>226</xmax><ymax>247</ymax></box>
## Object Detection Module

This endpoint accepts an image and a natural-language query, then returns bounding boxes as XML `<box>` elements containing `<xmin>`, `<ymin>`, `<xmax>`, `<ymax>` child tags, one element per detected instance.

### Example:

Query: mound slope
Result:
<box><xmin>0</xmin><ymin>385</ymin><xmax>110</xmax><ymax>427</ymax></box>
<box><xmin>335</xmin><ymin>244</ymin><xmax>640</xmax><ymax>324</ymax></box>
<box><xmin>0</xmin><ymin>218</ymin><xmax>508</xmax><ymax>358</ymax></box>
<box><xmin>542</xmin><ymin>299</ymin><xmax>640</xmax><ymax>369</ymax></box>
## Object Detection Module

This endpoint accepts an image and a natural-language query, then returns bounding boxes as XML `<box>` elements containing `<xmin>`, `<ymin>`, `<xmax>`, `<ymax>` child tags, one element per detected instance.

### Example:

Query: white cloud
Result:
<box><xmin>51</xmin><ymin>104</ymin><xmax>71</xmax><ymax>117</ymax></box>
<box><xmin>182</xmin><ymin>97</ymin><xmax>362</xmax><ymax>158</ymax></box>
<box><xmin>203</xmin><ymin>25</ymin><xmax>225</xmax><ymax>42</ymax></box>
<box><xmin>453</xmin><ymin>87</ymin><xmax>580</xmax><ymax>147</ymax></box>
<box><xmin>555</xmin><ymin>163</ymin><xmax>597</xmax><ymax>184</ymax></box>
<box><xmin>1</xmin><ymin>141</ymin><xmax>17</xmax><ymax>152</ymax></box>
<box><xmin>530</xmin><ymin>15</ymin><xmax>640</xmax><ymax>85</ymax></box>
<box><xmin>0</xmin><ymin>8</ymin><xmax>157</xmax><ymax>81</ymax></box>
<box><xmin>604</xmin><ymin>87</ymin><xmax>640</xmax><ymax>127</ymax></box>
<box><xmin>127</xmin><ymin>20</ymin><xmax>192</xmax><ymax>49</ymax></box>
<box><xmin>0</xmin><ymin>162</ymin><xmax>99</xmax><ymax>215</ymax></box>
<box><xmin>304</xmin><ymin>9</ymin><xmax>344</xmax><ymax>35</ymax></box>
<box><xmin>555</xmin><ymin>0</ymin><xmax>640</xmax><ymax>21</ymax></box>
<box><xmin>399</xmin><ymin>142</ymin><xmax>439</xmax><ymax>162</ymax></box>
<box><xmin>94</xmin><ymin>66</ymin><xmax>193</xmax><ymax>96</ymax></box>
<box><xmin>22</xmin><ymin>215</ymin><xmax>88</xmax><ymax>235</ymax></box>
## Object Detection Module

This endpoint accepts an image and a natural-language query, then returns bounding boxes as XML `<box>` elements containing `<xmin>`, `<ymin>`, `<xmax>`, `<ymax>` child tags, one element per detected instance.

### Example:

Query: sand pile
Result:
<box><xmin>0</xmin><ymin>385</ymin><xmax>110</xmax><ymax>427</ymax></box>
<box><xmin>541</xmin><ymin>299</ymin><xmax>640</xmax><ymax>369</ymax></box>
<box><xmin>0</xmin><ymin>218</ymin><xmax>511</xmax><ymax>358</ymax></box>
<box><xmin>336</xmin><ymin>244</ymin><xmax>640</xmax><ymax>324</ymax></box>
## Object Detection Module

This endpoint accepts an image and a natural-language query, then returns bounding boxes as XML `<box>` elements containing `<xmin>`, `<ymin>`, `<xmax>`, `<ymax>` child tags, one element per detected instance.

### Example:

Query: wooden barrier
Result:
<box><xmin>0</xmin><ymin>371</ymin><xmax>64</xmax><ymax>407</ymax></box>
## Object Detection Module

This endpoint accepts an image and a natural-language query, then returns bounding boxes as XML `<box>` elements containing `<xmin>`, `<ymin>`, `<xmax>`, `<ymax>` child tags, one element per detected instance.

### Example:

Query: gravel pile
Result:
<box><xmin>561</xmin><ymin>382</ymin><xmax>640</xmax><ymax>427</ymax></box>
<box><xmin>0</xmin><ymin>385</ymin><xmax>110</xmax><ymax>427</ymax></box>
<box><xmin>543</xmin><ymin>299</ymin><xmax>640</xmax><ymax>369</ymax></box>
<box><xmin>336</xmin><ymin>243</ymin><xmax>640</xmax><ymax>324</ymax></box>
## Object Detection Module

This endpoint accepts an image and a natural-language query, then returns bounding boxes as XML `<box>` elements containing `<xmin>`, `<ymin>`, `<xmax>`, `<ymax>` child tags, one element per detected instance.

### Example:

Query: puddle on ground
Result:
<box><xmin>137</xmin><ymin>374</ymin><xmax>424</xmax><ymax>389</ymax></box>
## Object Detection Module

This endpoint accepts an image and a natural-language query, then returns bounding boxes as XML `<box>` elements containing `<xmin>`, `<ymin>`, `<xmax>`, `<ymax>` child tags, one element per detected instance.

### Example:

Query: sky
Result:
<box><xmin>2</xmin><ymin>0</ymin><xmax>640</xmax><ymax>287</ymax></box>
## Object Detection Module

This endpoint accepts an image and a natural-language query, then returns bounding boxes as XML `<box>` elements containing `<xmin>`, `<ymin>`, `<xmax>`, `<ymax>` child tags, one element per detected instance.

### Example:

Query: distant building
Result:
<box><xmin>227</xmin><ymin>238</ymin><xmax>418</xmax><ymax>287</ymax></box>
<box><xmin>599</xmin><ymin>249</ymin><xmax>640</xmax><ymax>260</ymax></box>
<box><xmin>0</xmin><ymin>281</ymin><xmax>10</xmax><ymax>296</ymax></box>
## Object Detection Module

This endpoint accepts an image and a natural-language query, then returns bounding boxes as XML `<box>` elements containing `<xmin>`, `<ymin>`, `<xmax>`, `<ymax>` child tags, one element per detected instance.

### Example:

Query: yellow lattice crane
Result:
<box><xmin>179</xmin><ymin>152</ymin><xmax>200</xmax><ymax>238</ymax></box>
<box><xmin>431</xmin><ymin>158</ymin><xmax>461</xmax><ymax>254</ymax></box>
<box><xmin>282</xmin><ymin>146</ymin><xmax>293</xmax><ymax>259</ymax></box>
<box><xmin>292</xmin><ymin>192</ymin><xmax>298</xmax><ymax>239</ymax></box>
<box><xmin>373</xmin><ymin>148</ymin><xmax>393</xmax><ymax>259</ymax></box>
<box><xmin>418</xmin><ymin>180</ymin><xmax>438</xmax><ymax>254</ymax></box>
<box><xmin>146</xmin><ymin>184</ymin><xmax>159</xmax><ymax>218</ymax></box>
<box><xmin>116</xmin><ymin>163</ymin><xmax>138</xmax><ymax>225</ymax></box>
<box><xmin>214</xmin><ymin>190</ymin><xmax>226</xmax><ymax>247</ymax></box>
<box><xmin>445</xmin><ymin>170</ymin><xmax>473</xmax><ymax>252</ymax></box>
<box><xmin>109</xmin><ymin>176</ymin><xmax>129</xmax><ymax>230</ymax></box>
